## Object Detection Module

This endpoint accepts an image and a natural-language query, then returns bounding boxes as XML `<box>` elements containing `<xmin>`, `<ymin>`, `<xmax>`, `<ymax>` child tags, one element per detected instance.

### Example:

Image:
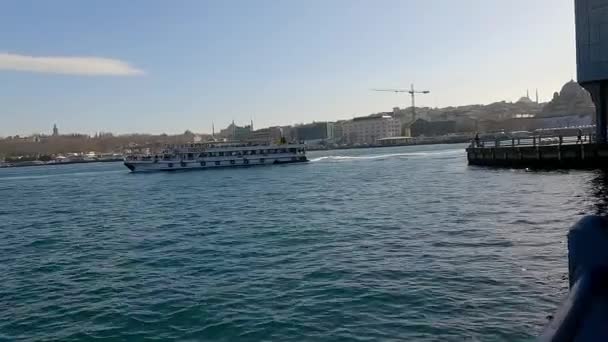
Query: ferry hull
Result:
<box><xmin>124</xmin><ymin>156</ymin><xmax>308</xmax><ymax>172</ymax></box>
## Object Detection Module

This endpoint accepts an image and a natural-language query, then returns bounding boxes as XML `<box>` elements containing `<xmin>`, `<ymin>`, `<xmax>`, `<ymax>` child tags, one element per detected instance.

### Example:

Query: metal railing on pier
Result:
<box><xmin>469</xmin><ymin>133</ymin><xmax>595</xmax><ymax>149</ymax></box>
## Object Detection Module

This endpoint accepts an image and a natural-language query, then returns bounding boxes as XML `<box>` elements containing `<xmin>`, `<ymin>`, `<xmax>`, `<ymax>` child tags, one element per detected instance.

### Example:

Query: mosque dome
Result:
<box><xmin>517</xmin><ymin>96</ymin><xmax>534</xmax><ymax>104</ymax></box>
<box><xmin>560</xmin><ymin>79</ymin><xmax>585</xmax><ymax>97</ymax></box>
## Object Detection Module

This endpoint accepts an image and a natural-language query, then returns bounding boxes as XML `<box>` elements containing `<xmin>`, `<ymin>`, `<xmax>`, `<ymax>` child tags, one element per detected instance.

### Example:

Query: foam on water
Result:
<box><xmin>309</xmin><ymin>148</ymin><xmax>463</xmax><ymax>162</ymax></box>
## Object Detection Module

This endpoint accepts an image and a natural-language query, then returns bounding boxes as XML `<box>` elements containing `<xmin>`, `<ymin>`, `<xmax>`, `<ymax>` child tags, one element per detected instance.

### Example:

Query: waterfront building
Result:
<box><xmin>341</xmin><ymin>115</ymin><xmax>402</xmax><ymax>145</ymax></box>
<box><xmin>294</xmin><ymin>122</ymin><xmax>335</xmax><ymax>143</ymax></box>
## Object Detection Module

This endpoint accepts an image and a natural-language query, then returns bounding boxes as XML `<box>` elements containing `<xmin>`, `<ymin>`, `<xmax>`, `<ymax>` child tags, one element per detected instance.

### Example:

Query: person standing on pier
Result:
<box><xmin>577</xmin><ymin>129</ymin><xmax>583</xmax><ymax>144</ymax></box>
<box><xmin>474</xmin><ymin>133</ymin><xmax>480</xmax><ymax>147</ymax></box>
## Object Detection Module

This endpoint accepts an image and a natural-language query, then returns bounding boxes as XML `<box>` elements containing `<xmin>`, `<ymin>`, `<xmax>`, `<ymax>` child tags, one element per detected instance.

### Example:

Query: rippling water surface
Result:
<box><xmin>1</xmin><ymin>144</ymin><xmax>606</xmax><ymax>341</ymax></box>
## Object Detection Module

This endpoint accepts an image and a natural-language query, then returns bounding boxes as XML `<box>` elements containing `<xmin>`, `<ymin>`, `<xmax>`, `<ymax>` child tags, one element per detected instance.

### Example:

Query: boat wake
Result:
<box><xmin>309</xmin><ymin>149</ymin><xmax>463</xmax><ymax>162</ymax></box>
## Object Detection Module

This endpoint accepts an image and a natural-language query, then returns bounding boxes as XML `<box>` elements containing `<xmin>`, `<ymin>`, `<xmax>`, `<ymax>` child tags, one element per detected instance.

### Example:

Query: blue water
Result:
<box><xmin>1</xmin><ymin>144</ymin><xmax>605</xmax><ymax>341</ymax></box>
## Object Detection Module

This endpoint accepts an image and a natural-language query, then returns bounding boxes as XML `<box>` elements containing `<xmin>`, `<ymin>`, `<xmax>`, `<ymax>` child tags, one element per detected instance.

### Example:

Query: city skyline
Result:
<box><xmin>1</xmin><ymin>0</ymin><xmax>576</xmax><ymax>136</ymax></box>
<box><xmin>1</xmin><ymin>83</ymin><xmax>558</xmax><ymax>139</ymax></box>
<box><xmin>0</xmin><ymin>81</ymin><xmax>573</xmax><ymax>138</ymax></box>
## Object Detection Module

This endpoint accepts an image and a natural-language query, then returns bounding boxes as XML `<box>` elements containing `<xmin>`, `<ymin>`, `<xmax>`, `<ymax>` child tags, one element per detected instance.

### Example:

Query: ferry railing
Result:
<box><xmin>539</xmin><ymin>216</ymin><xmax>608</xmax><ymax>342</ymax></box>
<box><xmin>470</xmin><ymin>134</ymin><xmax>594</xmax><ymax>149</ymax></box>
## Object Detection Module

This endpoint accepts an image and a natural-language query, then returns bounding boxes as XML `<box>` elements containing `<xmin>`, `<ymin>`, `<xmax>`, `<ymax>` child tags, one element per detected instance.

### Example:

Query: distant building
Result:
<box><xmin>342</xmin><ymin>115</ymin><xmax>402</xmax><ymax>145</ymax></box>
<box><xmin>247</xmin><ymin>128</ymin><xmax>271</xmax><ymax>143</ymax></box>
<box><xmin>294</xmin><ymin>122</ymin><xmax>335</xmax><ymax>143</ymax></box>
<box><xmin>333</xmin><ymin>121</ymin><xmax>346</xmax><ymax>143</ymax></box>
<box><xmin>408</xmin><ymin>119</ymin><xmax>457</xmax><ymax>137</ymax></box>
<box><xmin>218</xmin><ymin>121</ymin><xmax>252</xmax><ymax>141</ymax></box>
<box><xmin>517</xmin><ymin>94</ymin><xmax>535</xmax><ymax>105</ymax></box>
<box><xmin>247</xmin><ymin>126</ymin><xmax>285</xmax><ymax>144</ymax></box>
<box><xmin>52</xmin><ymin>124</ymin><xmax>59</xmax><ymax>136</ymax></box>
<box><xmin>377</xmin><ymin>136</ymin><xmax>414</xmax><ymax>146</ymax></box>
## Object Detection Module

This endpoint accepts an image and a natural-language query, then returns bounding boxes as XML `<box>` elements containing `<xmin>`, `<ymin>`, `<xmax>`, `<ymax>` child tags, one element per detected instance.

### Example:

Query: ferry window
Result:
<box><xmin>260</xmin><ymin>158</ymin><xmax>265</xmax><ymax>163</ymax></box>
<box><xmin>200</xmin><ymin>161</ymin><xmax>206</xmax><ymax>166</ymax></box>
<box><xmin>215</xmin><ymin>161</ymin><xmax>220</xmax><ymax>166</ymax></box>
<box><xmin>230</xmin><ymin>160</ymin><xmax>235</xmax><ymax>165</ymax></box>
<box><xmin>289</xmin><ymin>148</ymin><xmax>296</xmax><ymax>153</ymax></box>
<box><xmin>219</xmin><ymin>152</ymin><xmax>224</xmax><ymax>157</ymax></box>
<box><xmin>168</xmin><ymin>163</ymin><xmax>173</xmax><ymax>168</ymax></box>
<box><xmin>250</xmin><ymin>150</ymin><xmax>256</xmax><ymax>155</ymax></box>
<box><xmin>188</xmin><ymin>153</ymin><xmax>193</xmax><ymax>159</ymax></box>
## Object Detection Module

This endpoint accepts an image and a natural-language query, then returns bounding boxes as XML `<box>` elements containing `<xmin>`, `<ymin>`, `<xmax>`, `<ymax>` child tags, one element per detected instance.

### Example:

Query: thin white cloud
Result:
<box><xmin>0</xmin><ymin>52</ymin><xmax>144</xmax><ymax>76</ymax></box>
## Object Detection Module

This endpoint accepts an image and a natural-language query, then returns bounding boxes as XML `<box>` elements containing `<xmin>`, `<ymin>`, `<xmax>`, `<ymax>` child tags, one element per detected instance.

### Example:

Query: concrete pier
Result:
<box><xmin>466</xmin><ymin>142</ymin><xmax>608</xmax><ymax>169</ymax></box>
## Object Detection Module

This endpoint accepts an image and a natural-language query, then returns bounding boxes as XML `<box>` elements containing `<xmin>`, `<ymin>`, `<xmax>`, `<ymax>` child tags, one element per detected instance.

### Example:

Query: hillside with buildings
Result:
<box><xmin>281</xmin><ymin>80</ymin><xmax>595</xmax><ymax>147</ymax></box>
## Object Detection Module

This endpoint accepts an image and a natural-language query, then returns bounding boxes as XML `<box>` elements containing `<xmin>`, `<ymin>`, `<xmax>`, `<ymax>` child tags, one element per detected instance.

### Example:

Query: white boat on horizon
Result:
<box><xmin>124</xmin><ymin>141</ymin><xmax>308</xmax><ymax>172</ymax></box>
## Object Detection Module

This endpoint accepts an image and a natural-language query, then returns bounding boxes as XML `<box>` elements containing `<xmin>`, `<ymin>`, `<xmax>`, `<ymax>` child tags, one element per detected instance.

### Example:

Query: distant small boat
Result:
<box><xmin>124</xmin><ymin>142</ymin><xmax>308</xmax><ymax>172</ymax></box>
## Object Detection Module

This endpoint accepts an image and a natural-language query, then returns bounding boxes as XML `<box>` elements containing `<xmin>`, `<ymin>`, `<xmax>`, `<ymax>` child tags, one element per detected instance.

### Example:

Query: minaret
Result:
<box><xmin>52</xmin><ymin>124</ymin><xmax>59</xmax><ymax>136</ymax></box>
<box><xmin>535</xmin><ymin>89</ymin><xmax>539</xmax><ymax>104</ymax></box>
<box><xmin>212</xmin><ymin>121</ymin><xmax>215</xmax><ymax>138</ymax></box>
<box><xmin>526</xmin><ymin>89</ymin><xmax>530</xmax><ymax>99</ymax></box>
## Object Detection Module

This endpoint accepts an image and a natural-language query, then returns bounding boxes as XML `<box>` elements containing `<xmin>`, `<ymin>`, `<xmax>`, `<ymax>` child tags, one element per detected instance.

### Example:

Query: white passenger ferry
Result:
<box><xmin>124</xmin><ymin>141</ymin><xmax>307</xmax><ymax>172</ymax></box>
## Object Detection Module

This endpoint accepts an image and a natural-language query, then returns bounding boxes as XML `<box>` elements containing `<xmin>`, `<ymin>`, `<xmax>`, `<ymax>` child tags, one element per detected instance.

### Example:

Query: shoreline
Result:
<box><xmin>0</xmin><ymin>158</ymin><xmax>123</xmax><ymax>169</ymax></box>
<box><xmin>1</xmin><ymin>139</ymin><xmax>471</xmax><ymax>169</ymax></box>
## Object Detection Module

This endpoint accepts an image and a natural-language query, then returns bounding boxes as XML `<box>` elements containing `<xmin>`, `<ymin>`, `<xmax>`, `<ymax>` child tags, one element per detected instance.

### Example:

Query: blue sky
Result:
<box><xmin>0</xmin><ymin>0</ymin><xmax>576</xmax><ymax>136</ymax></box>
